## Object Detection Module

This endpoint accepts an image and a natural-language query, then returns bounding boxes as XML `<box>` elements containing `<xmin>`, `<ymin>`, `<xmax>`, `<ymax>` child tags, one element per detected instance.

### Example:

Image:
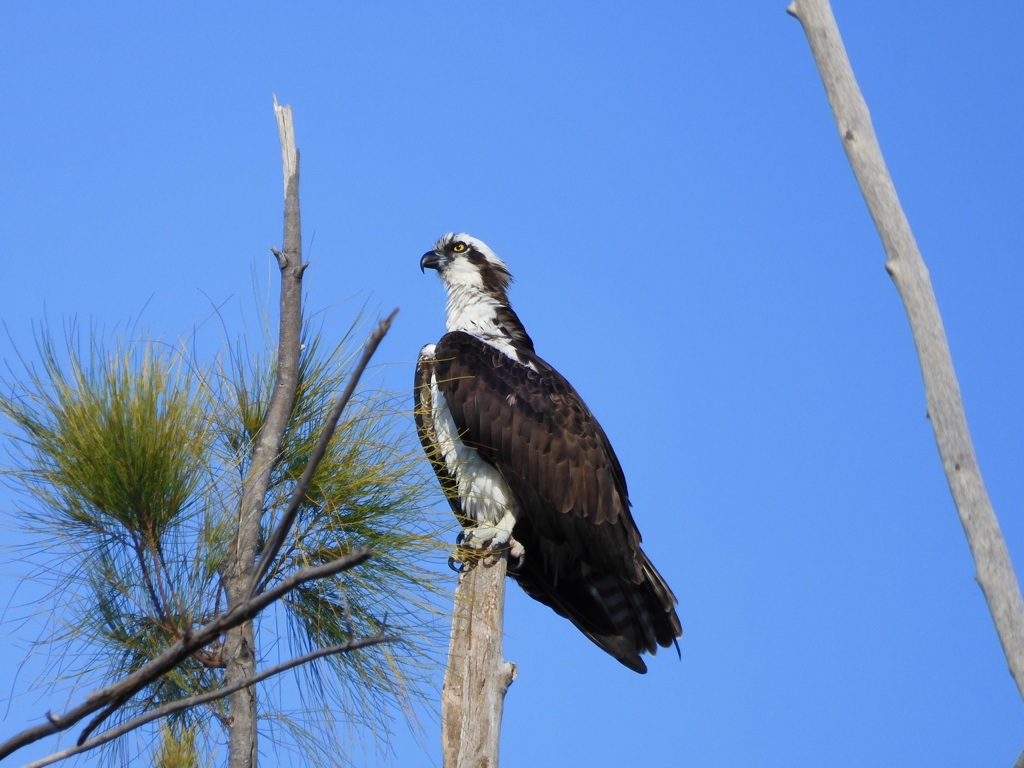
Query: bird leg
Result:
<box><xmin>452</xmin><ymin>509</ymin><xmax>524</xmax><ymax>569</ymax></box>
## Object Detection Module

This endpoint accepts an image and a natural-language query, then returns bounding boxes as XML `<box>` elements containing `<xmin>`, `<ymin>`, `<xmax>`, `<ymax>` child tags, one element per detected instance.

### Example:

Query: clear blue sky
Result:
<box><xmin>2</xmin><ymin>1</ymin><xmax>1022</xmax><ymax>766</ymax></box>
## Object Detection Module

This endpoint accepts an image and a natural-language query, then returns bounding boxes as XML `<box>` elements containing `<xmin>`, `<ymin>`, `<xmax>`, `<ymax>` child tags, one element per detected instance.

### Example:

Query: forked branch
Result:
<box><xmin>248</xmin><ymin>308</ymin><xmax>399</xmax><ymax>597</ymax></box>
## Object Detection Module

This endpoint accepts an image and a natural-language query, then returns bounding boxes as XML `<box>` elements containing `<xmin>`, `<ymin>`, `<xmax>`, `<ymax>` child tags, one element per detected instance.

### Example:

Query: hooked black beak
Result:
<box><xmin>420</xmin><ymin>250</ymin><xmax>443</xmax><ymax>273</ymax></box>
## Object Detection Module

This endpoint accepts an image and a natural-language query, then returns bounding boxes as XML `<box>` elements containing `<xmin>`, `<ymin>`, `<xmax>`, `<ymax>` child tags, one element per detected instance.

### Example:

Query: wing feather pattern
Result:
<box><xmin>414</xmin><ymin>347</ymin><xmax>465</xmax><ymax>524</ymax></box>
<box><xmin>427</xmin><ymin>331</ymin><xmax>682</xmax><ymax>672</ymax></box>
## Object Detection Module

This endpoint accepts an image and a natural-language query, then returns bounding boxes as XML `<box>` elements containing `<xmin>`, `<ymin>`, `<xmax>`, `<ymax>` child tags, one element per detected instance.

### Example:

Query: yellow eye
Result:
<box><xmin>452</xmin><ymin>242</ymin><xmax>467</xmax><ymax>253</ymax></box>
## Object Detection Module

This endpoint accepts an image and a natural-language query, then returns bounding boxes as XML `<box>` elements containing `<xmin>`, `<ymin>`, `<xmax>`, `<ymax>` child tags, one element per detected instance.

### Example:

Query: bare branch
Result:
<box><xmin>248</xmin><ymin>308</ymin><xmax>399</xmax><ymax>597</ymax></box>
<box><xmin>0</xmin><ymin>549</ymin><xmax>371</xmax><ymax>760</ymax></box>
<box><xmin>21</xmin><ymin>632</ymin><xmax>397</xmax><ymax>768</ymax></box>
<box><xmin>788</xmin><ymin>0</ymin><xmax>1024</xmax><ymax>701</ymax></box>
<box><xmin>273</xmin><ymin>94</ymin><xmax>298</xmax><ymax>199</ymax></box>
<box><xmin>220</xmin><ymin>95</ymin><xmax>305</xmax><ymax>768</ymax></box>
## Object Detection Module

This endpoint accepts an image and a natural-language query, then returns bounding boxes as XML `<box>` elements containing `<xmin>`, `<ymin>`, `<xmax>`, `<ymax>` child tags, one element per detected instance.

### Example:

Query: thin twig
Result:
<box><xmin>153</xmin><ymin>537</ymin><xmax>179</xmax><ymax>620</ymax></box>
<box><xmin>0</xmin><ymin>549</ymin><xmax>371</xmax><ymax>759</ymax></box>
<box><xmin>21</xmin><ymin>633</ymin><xmax>397</xmax><ymax>768</ymax></box>
<box><xmin>247</xmin><ymin>309</ymin><xmax>398</xmax><ymax>598</ymax></box>
<box><xmin>131</xmin><ymin>532</ymin><xmax>169</xmax><ymax>626</ymax></box>
<box><xmin>74</xmin><ymin>550</ymin><xmax>372</xmax><ymax>745</ymax></box>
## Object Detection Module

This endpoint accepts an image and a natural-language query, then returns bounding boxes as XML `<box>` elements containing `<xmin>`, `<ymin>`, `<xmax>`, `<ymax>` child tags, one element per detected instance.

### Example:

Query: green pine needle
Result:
<box><xmin>0</xmin><ymin>318</ymin><xmax>450</xmax><ymax>765</ymax></box>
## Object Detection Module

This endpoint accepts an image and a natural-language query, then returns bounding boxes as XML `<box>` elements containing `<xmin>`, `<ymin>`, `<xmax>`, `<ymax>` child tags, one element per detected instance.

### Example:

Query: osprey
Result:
<box><xmin>415</xmin><ymin>233</ymin><xmax>682</xmax><ymax>673</ymax></box>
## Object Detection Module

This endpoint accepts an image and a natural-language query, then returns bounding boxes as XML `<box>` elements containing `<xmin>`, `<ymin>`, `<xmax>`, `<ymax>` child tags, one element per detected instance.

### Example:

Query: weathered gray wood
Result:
<box><xmin>788</xmin><ymin>0</ymin><xmax>1024</xmax><ymax>703</ymax></box>
<box><xmin>442</xmin><ymin>553</ymin><xmax>517</xmax><ymax>768</ymax></box>
<box><xmin>223</xmin><ymin>96</ymin><xmax>305</xmax><ymax>768</ymax></box>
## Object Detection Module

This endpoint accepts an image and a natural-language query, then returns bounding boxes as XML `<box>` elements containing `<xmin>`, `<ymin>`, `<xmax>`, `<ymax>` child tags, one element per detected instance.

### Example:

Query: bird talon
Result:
<box><xmin>448</xmin><ymin>530</ymin><xmax>470</xmax><ymax>572</ymax></box>
<box><xmin>507</xmin><ymin>545</ymin><xmax>525</xmax><ymax>573</ymax></box>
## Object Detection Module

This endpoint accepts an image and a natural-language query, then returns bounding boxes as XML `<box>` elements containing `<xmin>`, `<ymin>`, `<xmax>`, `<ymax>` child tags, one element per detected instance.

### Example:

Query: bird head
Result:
<box><xmin>421</xmin><ymin>232</ymin><xmax>537</xmax><ymax>357</ymax></box>
<box><xmin>420</xmin><ymin>233</ymin><xmax>512</xmax><ymax>298</ymax></box>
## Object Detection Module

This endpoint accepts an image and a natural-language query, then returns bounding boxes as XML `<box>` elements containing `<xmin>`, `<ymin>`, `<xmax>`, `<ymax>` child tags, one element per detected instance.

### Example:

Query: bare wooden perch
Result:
<box><xmin>442</xmin><ymin>553</ymin><xmax>517</xmax><ymax>767</ymax></box>
<box><xmin>273</xmin><ymin>95</ymin><xmax>299</xmax><ymax>197</ymax></box>
<box><xmin>788</xmin><ymin>0</ymin><xmax>1024</xmax><ymax>702</ymax></box>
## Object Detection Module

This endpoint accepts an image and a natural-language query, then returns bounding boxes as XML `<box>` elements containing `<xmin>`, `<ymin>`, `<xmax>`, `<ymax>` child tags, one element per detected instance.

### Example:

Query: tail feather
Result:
<box><xmin>511</xmin><ymin>544</ymin><xmax>681</xmax><ymax>673</ymax></box>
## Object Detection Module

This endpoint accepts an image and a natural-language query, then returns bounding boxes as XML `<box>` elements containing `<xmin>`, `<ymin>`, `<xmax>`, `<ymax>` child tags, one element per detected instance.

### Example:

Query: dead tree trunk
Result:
<box><xmin>788</xmin><ymin>0</ymin><xmax>1024</xmax><ymax>703</ymax></box>
<box><xmin>441</xmin><ymin>553</ymin><xmax>517</xmax><ymax>768</ymax></box>
<box><xmin>222</xmin><ymin>97</ymin><xmax>305</xmax><ymax>768</ymax></box>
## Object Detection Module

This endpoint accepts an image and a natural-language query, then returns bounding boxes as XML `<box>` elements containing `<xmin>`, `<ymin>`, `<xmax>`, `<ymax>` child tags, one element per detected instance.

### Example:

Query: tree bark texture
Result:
<box><xmin>441</xmin><ymin>553</ymin><xmax>517</xmax><ymax>768</ymax></box>
<box><xmin>789</xmin><ymin>0</ymin><xmax>1024</xmax><ymax>702</ymax></box>
<box><xmin>222</xmin><ymin>97</ymin><xmax>305</xmax><ymax>768</ymax></box>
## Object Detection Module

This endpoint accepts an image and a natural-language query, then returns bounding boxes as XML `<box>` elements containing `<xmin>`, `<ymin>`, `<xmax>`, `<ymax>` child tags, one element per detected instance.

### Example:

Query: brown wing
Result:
<box><xmin>413</xmin><ymin>346</ymin><xmax>465</xmax><ymax>524</ymax></box>
<box><xmin>431</xmin><ymin>333</ymin><xmax>638</xmax><ymax>574</ymax></box>
<box><xmin>430</xmin><ymin>332</ymin><xmax>681</xmax><ymax>671</ymax></box>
